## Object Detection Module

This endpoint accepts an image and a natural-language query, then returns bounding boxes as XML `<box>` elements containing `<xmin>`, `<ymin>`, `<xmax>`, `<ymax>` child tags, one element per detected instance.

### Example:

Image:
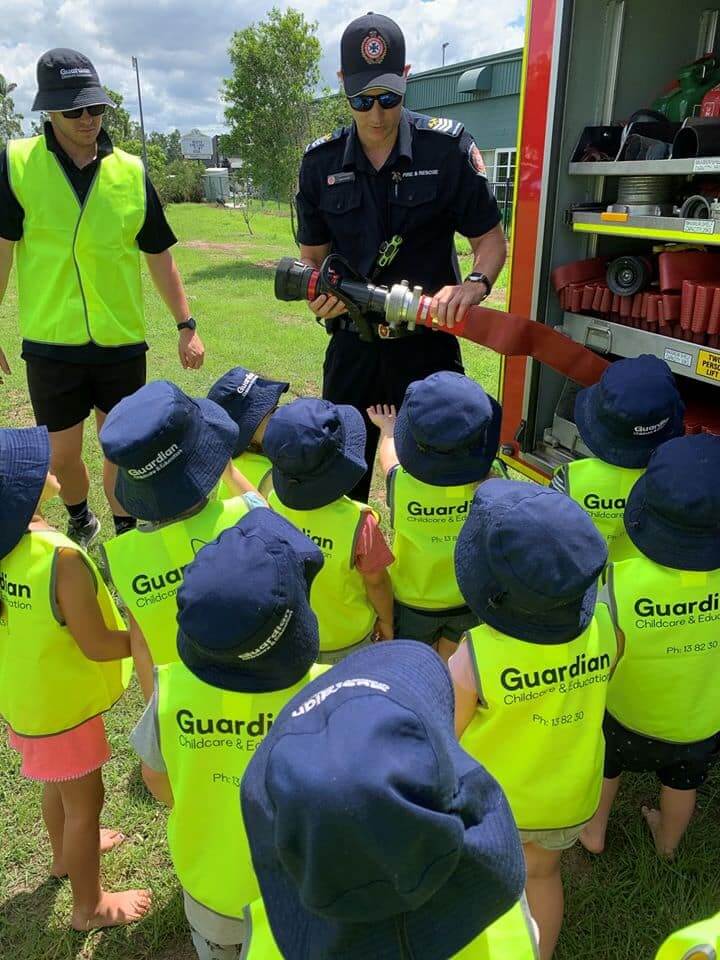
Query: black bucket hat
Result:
<box><xmin>32</xmin><ymin>48</ymin><xmax>115</xmax><ymax>113</ymax></box>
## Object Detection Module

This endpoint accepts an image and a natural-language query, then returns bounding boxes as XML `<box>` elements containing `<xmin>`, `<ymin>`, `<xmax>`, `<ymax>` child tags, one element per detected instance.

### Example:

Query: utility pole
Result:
<box><xmin>131</xmin><ymin>56</ymin><xmax>148</xmax><ymax>169</ymax></box>
<box><xmin>442</xmin><ymin>42</ymin><xmax>450</xmax><ymax>66</ymax></box>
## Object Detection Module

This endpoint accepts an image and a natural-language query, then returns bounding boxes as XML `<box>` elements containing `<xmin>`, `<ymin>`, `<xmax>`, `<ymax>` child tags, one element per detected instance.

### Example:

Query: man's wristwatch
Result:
<box><xmin>464</xmin><ymin>272</ymin><xmax>493</xmax><ymax>297</ymax></box>
<box><xmin>177</xmin><ymin>317</ymin><xmax>197</xmax><ymax>331</ymax></box>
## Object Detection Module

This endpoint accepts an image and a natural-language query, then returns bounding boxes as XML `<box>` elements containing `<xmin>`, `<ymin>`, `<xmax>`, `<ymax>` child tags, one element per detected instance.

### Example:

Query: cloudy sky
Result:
<box><xmin>2</xmin><ymin>0</ymin><xmax>525</xmax><ymax>135</ymax></box>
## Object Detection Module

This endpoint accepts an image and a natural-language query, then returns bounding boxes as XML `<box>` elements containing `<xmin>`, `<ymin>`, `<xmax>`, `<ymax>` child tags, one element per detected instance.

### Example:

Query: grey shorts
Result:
<box><xmin>519</xmin><ymin>823</ymin><xmax>586</xmax><ymax>851</ymax></box>
<box><xmin>394</xmin><ymin>600</ymin><xmax>478</xmax><ymax>647</ymax></box>
<box><xmin>184</xmin><ymin>891</ymin><xmax>245</xmax><ymax>960</ymax></box>
<box><xmin>317</xmin><ymin>633</ymin><xmax>374</xmax><ymax>665</ymax></box>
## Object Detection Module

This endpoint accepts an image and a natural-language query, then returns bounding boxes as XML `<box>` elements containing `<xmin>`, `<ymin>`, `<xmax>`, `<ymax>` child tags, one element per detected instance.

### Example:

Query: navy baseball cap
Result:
<box><xmin>574</xmin><ymin>355</ymin><xmax>685</xmax><ymax>468</ymax></box>
<box><xmin>100</xmin><ymin>380</ymin><xmax>238</xmax><ymax>522</ymax></box>
<box><xmin>455</xmin><ymin>480</ymin><xmax>608</xmax><ymax>643</ymax></box>
<box><xmin>177</xmin><ymin>511</ymin><xmax>323</xmax><ymax>693</ymax></box>
<box><xmin>0</xmin><ymin>426</ymin><xmax>50</xmax><ymax>560</ymax></box>
<box><xmin>341</xmin><ymin>13</ymin><xmax>407</xmax><ymax>97</ymax></box>
<box><xmin>394</xmin><ymin>372</ymin><xmax>502</xmax><ymax>486</ymax></box>
<box><xmin>242</xmin><ymin>641</ymin><xmax>525</xmax><ymax>960</ymax></box>
<box><xmin>624</xmin><ymin>434</ymin><xmax>720</xmax><ymax>571</ymax></box>
<box><xmin>207</xmin><ymin>368</ymin><xmax>289</xmax><ymax>458</ymax></box>
<box><xmin>32</xmin><ymin>48</ymin><xmax>115</xmax><ymax>113</ymax></box>
<box><xmin>264</xmin><ymin>399</ymin><xmax>367</xmax><ymax>510</ymax></box>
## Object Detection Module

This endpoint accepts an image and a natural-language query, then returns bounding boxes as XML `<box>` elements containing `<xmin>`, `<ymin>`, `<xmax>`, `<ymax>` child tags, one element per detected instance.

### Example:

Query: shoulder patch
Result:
<box><xmin>466</xmin><ymin>140</ymin><xmax>487</xmax><ymax>177</ymax></box>
<box><xmin>304</xmin><ymin>128</ymin><xmax>345</xmax><ymax>154</ymax></box>
<box><xmin>414</xmin><ymin>115</ymin><xmax>464</xmax><ymax>137</ymax></box>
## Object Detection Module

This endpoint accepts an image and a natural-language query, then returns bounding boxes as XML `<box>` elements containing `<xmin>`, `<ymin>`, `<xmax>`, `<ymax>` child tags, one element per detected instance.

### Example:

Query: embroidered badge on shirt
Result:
<box><xmin>468</xmin><ymin>141</ymin><xmax>487</xmax><ymax>177</ymax></box>
<box><xmin>361</xmin><ymin>30</ymin><xmax>388</xmax><ymax>64</ymax></box>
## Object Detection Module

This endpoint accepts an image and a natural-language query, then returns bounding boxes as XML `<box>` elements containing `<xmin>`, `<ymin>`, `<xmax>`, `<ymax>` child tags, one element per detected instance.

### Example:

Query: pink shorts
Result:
<box><xmin>8</xmin><ymin>715</ymin><xmax>112</xmax><ymax>783</ymax></box>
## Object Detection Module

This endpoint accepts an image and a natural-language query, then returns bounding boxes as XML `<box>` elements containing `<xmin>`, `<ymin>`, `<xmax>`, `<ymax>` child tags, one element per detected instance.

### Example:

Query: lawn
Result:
<box><xmin>0</xmin><ymin>203</ymin><xmax>718</xmax><ymax>960</ymax></box>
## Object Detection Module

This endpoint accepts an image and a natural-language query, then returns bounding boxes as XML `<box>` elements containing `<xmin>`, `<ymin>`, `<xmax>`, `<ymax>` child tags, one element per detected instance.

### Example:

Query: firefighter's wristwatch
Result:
<box><xmin>465</xmin><ymin>272</ymin><xmax>493</xmax><ymax>297</ymax></box>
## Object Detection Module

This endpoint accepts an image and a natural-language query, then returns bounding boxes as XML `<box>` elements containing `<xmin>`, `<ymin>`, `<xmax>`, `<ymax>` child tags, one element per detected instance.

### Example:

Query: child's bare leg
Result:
<box><xmin>43</xmin><ymin>784</ymin><xmax>66</xmax><ymax>877</ymax></box>
<box><xmin>58</xmin><ymin>769</ymin><xmax>151</xmax><ymax>930</ymax></box>
<box><xmin>129</xmin><ymin>616</ymin><xmax>154</xmax><ymax>703</ymax></box>
<box><xmin>580</xmin><ymin>776</ymin><xmax>621</xmax><ymax>854</ymax></box>
<box><xmin>436</xmin><ymin>636</ymin><xmax>458</xmax><ymax>663</ymax></box>
<box><xmin>523</xmin><ymin>843</ymin><xmax>563</xmax><ymax>960</ymax></box>
<box><xmin>642</xmin><ymin>786</ymin><xmax>696</xmax><ymax>858</ymax></box>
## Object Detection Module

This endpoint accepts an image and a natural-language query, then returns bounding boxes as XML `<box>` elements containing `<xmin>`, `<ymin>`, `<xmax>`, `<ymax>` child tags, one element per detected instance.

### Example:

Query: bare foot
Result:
<box><xmin>51</xmin><ymin>828</ymin><xmax>127</xmax><ymax>878</ymax></box>
<box><xmin>99</xmin><ymin>828</ymin><xmax>127</xmax><ymax>853</ymax></box>
<box><xmin>71</xmin><ymin>888</ymin><xmax>152</xmax><ymax>930</ymax></box>
<box><xmin>641</xmin><ymin>805</ymin><xmax>674</xmax><ymax>858</ymax></box>
<box><xmin>579</xmin><ymin>823</ymin><xmax>606</xmax><ymax>854</ymax></box>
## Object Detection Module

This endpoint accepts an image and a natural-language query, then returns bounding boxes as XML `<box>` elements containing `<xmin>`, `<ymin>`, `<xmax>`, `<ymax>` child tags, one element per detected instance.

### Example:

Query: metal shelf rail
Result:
<box><xmin>559</xmin><ymin>312</ymin><xmax>720</xmax><ymax>385</ymax></box>
<box><xmin>571</xmin><ymin>211</ymin><xmax>720</xmax><ymax>244</ymax></box>
<box><xmin>569</xmin><ymin>158</ymin><xmax>720</xmax><ymax>176</ymax></box>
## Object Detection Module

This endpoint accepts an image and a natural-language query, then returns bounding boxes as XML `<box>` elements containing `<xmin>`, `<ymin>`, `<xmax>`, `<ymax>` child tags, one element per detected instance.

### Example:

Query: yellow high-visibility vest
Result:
<box><xmin>606</xmin><ymin>557</ymin><xmax>720</xmax><ymax>743</ymax></box>
<box><xmin>0</xmin><ymin>529</ymin><xmax>128</xmax><ymax>736</ymax></box>
<box><xmin>555</xmin><ymin>458</ymin><xmax>643</xmax><ymax>562</ymax></box>
<box><xmin>388</xmin><ymin>466</ymin><xmax>477</xmax><ymax>611</ymax></box>
<box><xmin>218</xmin><ymin>452</ymin><xmax>272</xmax><ymax>499</ymax></box>
<box><xmin>268</xmin><ymin>493</ymin><xmax>377</xmax><ymax>653</ymax></box>
<box><xmin>7</xmin><ymin>134</ymin><xmax>146</xmax><ymax>347</ymax></box>
<box><xmin>461</xmin><ymin>608</ymin><xmax>617</xmax><ymax>830</ymax></box>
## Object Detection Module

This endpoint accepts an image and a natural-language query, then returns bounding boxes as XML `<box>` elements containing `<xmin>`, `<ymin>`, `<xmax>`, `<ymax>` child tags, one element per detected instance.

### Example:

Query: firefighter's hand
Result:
<box><xmin>308</xmin><ymin>294</ymin><xmax>347</xmax><ymax>320</ymax></box>
<box><xmin>0</xmin><ymin>347</ymin><xmax>10</xmax><ymax>384</ymax></box>
<box><xmin>430</xmin><ymin>280</ymin><xmax>490</xmax><ymax>329</ymax></box>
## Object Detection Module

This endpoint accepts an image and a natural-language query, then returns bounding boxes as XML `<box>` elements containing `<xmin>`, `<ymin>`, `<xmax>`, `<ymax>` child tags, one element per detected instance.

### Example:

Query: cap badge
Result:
<box><xmin>361</xmin><ymin>29</ymin><xmax>388</xmax><ymax>65</ymax></box>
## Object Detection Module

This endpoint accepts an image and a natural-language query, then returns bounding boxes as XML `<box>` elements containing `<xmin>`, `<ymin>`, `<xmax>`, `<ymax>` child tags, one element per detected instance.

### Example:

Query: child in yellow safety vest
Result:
<box><xmin>264</xmin><ymin>397</ymin><xmax>395</xmax><ymax>664</ymax></box>
<box><xmin>581</xmin><ymin>434</ymin><xmax>720</xmax><ymax>860</ymax></box>
<box><xmin>100</xmin><ymin>380</ymin><xmax>264</xmax><ymax>700</ymax></box>
<box><xmin>551</xmin><ymin>355</ymin><xmax>684</xmax><ymax>562</ymax></box>
<box><xmin>368</xmin><ymin>370</ymin><xmax>503</xmax><ymax>661</ymax></box>
<box><xmin>207</xmin><ymin>366</ymin><xmax>289</xmax><ymax>498</ymax></box>
<box><xmin>450</xmin><ymin>480</ymin><xmax>616</xmax><ymax>960</ymax></box>
<box><xmin>655</xmin><ymin>911</ymin><xmax>720</xmax><ymax>959</ymax></box>
<box><xmin>0</xmin><ymin>426</ymin><xmax>150</xmax><ymax>931</ymax></box>
<box><xmin>131</xmin><ymin>509</ymin><xmax>327</xmax><ymax>960</ymax></box>
<box><xmin>241</xmin><ymin>641</ymin><xmax>538</xmax><ymax>960</ymax></box>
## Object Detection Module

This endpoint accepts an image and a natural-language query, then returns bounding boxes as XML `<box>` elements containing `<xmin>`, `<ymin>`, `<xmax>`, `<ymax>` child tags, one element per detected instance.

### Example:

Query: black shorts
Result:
<box><xmin>603</xmin><ymin>712</ymin><xmax>720</xmax><ymax>790</ymax></box>
<box><xmin>25</xmin><ymin>354</ymin><xmax>147</xmax><ymax>433</ymax></box>
<box><xmin>394</xmin><ymin>600</ymin><xmax>477</xmax><ymax>646</ymax></box>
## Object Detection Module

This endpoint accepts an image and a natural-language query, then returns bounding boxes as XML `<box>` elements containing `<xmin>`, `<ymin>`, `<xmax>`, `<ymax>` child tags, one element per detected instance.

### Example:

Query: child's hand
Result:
<box><xmin>367</xmin><ymin>404</ymin><xmax>397</xmax><ymax>435</ymax></box>
<box><xmin>373</xmin><ymin>618</ymin><xmax>394</xmax><ymax>642</ymax></box>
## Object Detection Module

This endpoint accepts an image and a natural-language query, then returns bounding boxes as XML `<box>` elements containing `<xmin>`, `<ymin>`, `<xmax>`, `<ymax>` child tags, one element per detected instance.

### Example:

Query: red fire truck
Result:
<box><xmin>500</xmin><ymin>0</ymin><xmax>720</xmax><ymax>481</ymax></box>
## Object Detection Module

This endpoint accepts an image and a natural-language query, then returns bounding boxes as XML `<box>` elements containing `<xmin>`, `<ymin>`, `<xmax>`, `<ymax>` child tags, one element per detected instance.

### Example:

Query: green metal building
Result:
<box><xmin>404</xmin><ymin>49</ymin><xmax>522</xmax><ymax>188</ymax></box>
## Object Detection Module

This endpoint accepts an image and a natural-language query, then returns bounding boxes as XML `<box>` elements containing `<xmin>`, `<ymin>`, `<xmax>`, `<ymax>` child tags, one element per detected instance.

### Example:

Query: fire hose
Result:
<box><xmin>275</xmin><ymin>255</ymin><xmax>610</xmax><ymax>387</ymax></box>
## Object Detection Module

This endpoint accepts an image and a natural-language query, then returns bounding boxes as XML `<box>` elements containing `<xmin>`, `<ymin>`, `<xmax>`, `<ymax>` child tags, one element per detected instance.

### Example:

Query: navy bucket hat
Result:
<box><xmin>624</xmin><ymin>434</ymin><xmax>720</xmax><ymax>571</ymax></box>
<box><xmin>32</xmin><ymin>48</ymin><xmax>115</xmax><ymax>113</ymax></box>
<box><xmin>574</xmin><ymin>355</ymin><xmax>685</xmax><ymax>468</ymax></box>
<box><xmin>394</xmin><ymin>372</ymin><xmax>502</xmax><ymax>486</ymax></box>
<box><xmin>0</xmin><ymin>426</ymin><xmax>50</xmax><ymax>559</ymax></box>
<box><xmin>242</xmin><ymin>642</ymin><xmax>525</xmax><ymax>960</ymax></box>
<box><xmin>455</xmin><ymin>479</ymin><xmax>608</xmax><ymax>643</ymax></box>
<box><xmin>177</xmin><ymin>510</ymin><xmax>323</xmax><ymax>693</ymax></box>
<box><xmin>100</xmin><ymin>380</ymin><xmax>238</xmax><ymax>522</ymax></box>
<box><xmin>264</xmin><ymin>399</ymin><xmax>367</xmax><ymax>510</ymax></box>
<box><xmin>207</xmin><ymin>367</ymin><xmax>289</xmax><ymax>458</ymax></box>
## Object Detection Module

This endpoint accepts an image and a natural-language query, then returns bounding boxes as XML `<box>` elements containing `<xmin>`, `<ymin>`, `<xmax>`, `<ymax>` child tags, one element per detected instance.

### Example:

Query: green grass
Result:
<box><xmin>0</xmin><ymin>204</ymin><xmax>717</xmax><ymax>960</ymax></box>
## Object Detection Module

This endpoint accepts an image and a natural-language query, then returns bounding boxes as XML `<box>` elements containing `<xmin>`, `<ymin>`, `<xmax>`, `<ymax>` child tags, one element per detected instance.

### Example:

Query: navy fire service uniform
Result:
<box><xmin>296</xmin><ymin>108</ymin><xmax>502</xmax><ymax>501</ymax></box>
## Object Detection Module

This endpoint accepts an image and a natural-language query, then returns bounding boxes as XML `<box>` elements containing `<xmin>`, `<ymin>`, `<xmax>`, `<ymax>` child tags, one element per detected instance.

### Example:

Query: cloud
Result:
<box><xmin>1</xmin><ymin>0</ymin><xmax>524</xmax><ymax>134</ymax></box>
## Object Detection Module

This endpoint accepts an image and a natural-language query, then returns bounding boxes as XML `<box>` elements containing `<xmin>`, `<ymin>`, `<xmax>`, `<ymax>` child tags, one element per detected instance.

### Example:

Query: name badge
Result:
<box><xmin>327</xmin><ymin>172</ymin><xmax>356</xmax><ymax>186</ymax></box>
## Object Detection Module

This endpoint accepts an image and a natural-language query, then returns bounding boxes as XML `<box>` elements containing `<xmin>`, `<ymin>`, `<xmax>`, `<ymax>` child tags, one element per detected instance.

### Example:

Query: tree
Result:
<box><xmin>0</xmin><ymin>75</ymin><xmax>24</xmax><ymax>149</ymax></box>
<box><xmin>101</xmin><ymin>87</ymin><xmax>140</xmax><ymax>145</ymax></box>
<box><xmin>148</xmin><ymin>129</ymin><xmax>183</xmax><ymax>164</ymax></box>
<box><xmin>221</xmin><ymin>7</ymin><xmax>322</xmax><ymax>201</ymax></box>
<box><xmin>308</xmin><ymin>89</ymin><xmax>352</xmax><ymax>145</ymax></box>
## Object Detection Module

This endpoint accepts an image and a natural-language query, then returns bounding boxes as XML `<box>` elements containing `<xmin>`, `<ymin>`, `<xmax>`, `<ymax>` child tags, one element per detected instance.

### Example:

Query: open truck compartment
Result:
<box><xmin>501</xmin><ymin>0</ymin><xmax>720</xmax><ymax>479</ymax></box>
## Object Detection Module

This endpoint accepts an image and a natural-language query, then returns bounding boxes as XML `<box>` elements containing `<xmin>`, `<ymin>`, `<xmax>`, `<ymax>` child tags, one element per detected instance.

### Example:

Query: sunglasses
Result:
<box><xmin>348</xmin><ymin>91</ymin><xmax>403</xmax><ymax>112</ymax></box>
<box><xmin>61</xmin><ymin>104</ymin><xmax>106</xmax><ymax>120</ymax></box>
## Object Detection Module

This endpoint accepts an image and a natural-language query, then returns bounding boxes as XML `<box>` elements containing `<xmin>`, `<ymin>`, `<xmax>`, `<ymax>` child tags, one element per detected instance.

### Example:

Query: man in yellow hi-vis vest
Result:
<box><xmin>0</xmin><ymin>48</ymin><xmax>204</xmax><ymax>550</ymax></box>
<box><xmin>241</xmin><ymin>641</ymin><xmax>540</xmax><ymax>960</ymax></box>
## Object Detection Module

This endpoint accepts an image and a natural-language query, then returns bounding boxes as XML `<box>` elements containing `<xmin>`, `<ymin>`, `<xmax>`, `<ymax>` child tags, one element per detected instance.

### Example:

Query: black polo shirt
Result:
<box><xmin>0</xmin><ymin>123</ymin><xmax>177</xmax><ymax>364</ymax></box>
<box><xmin>296</xmin><ymin>109</ymin><xmax>501</xmax><ymax>295</ymax></box>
